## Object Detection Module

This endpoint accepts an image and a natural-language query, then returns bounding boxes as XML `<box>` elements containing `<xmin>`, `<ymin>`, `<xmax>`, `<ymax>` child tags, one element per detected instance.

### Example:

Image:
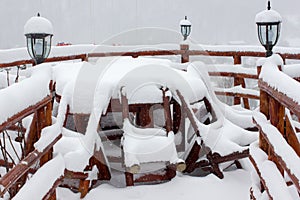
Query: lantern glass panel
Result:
<box><xmin>182</xmin><ymin>26</ymin><xmax>191</xmax><ymax>37</ymax></box>
<box><xmin>26</xmin><ymin>37</ymin><xmax>34</xmax><ymax>59</ymax></box>
<box><xmin>258</xmin><ymin>23</ymin><xmax>280</xmax><ymax>47</ymax></box>
<box><xmin>34</xmin><ymin>38</ymin><xmax>44</xmax><ymax>57</ymax></box>
<box><xmin>44</xmin><ymin>35</ymin><xmax>52</xmax><ymax>58</ymax></box>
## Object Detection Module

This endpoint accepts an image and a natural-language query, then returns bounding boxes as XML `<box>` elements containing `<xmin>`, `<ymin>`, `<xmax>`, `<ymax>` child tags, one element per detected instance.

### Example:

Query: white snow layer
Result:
<box><xmin>13</xmin><ymin>154</ymin><xmax>65</xmax><ymax>200</ymax></box>
<box><xmin>259</xmin><ymin>54</ymin><xmax>300</xmax><ymax>105</ymax></box>
<box><xmin>24</xmin><ymin>15</ymin><xmax>53</xmax><ymax>35</ymax></box>
<box><xmin>122</xmin><ymin>119</ymin><xmax>180</xmax><ymax>167</ymax></box>
<box><xmin>0</xmin><ymin>63</ymin><xmax>51</xmax><ymax>125</ymax></box>
<box><xmin>255</xmin><ymin>9</ymin><xmax>282</xmax><ymax>23</ymax></box>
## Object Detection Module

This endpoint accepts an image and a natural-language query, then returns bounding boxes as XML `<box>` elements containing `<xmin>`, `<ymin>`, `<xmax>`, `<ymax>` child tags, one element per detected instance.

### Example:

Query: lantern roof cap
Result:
<box><xmin>24</xmin><ymin>13</ymin><xmax>53</xmax><ymax>35</ymax></box>
<box><xmin>180</xmin><ymin>16</ymin><xmax>192</xmax><ymax>26</ymax></box>
<box><xmin>255</xmin><ymin>9</ymin><xmax>282</xmax><ymax>23</ymax></box>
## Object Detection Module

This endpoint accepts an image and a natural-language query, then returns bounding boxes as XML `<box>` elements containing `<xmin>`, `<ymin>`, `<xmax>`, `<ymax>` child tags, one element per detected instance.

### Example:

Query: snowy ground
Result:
<box><xmin>57</xmin><ymin>169</ymin><xmax>251</xmax><ymax>200</ymax></box>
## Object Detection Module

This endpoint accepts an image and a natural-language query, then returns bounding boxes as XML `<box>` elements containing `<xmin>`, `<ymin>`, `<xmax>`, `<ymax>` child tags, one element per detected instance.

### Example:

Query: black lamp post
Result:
<box><xmin>180</xmin><ymin>16</ymin><xmax>192</xmax><ymax>41</ymax></box>
<box><xmin>24</xmin><ymin>13</ymin><xmax>53</xmax><ymax>65</ymax></box>
<box><xmin>256</xmin><ymin>1</ymin><xmax>282</xmax><ymax>57</ymax></box>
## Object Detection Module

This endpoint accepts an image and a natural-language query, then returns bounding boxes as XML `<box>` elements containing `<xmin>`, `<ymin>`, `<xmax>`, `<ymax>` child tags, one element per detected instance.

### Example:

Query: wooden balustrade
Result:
<box><xmin>251</xmin><ymin>62</ymin><xmax>300</xmax><ymax>200</ymax></box>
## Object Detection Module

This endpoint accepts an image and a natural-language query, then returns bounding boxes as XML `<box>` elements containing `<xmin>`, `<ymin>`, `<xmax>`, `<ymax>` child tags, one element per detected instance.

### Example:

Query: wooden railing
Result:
<box><xmin>2</xmin><ymin>45</ymin><xmax>300</xmax><ymax>110</ymax></box>
<box><xmin>250</xmin><ymin>59</ymin><xmax>300</xmax><ymax>200</ymax></box>
<box><xmin>1</xmin><ymin>45</ymin><xmax>300</xmax><ymax>198</ymax></box>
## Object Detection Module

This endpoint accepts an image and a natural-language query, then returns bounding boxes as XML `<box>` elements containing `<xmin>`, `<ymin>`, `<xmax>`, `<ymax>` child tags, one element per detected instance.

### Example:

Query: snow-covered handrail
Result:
<box><xmin>2</xmin><ymin>44</ymin><xmax>300</xmax><ymax>68</ymax></box>
<box><xmin>0</xmin><ymin>64</ymin><xmax>52</xmax><ymax>129</ymax></box>
<box><xmin>0</xmin><ymin>133</ymin><xmax>62</xmax><ymax>197</ymax></box>
<box><xmin>259</xmin><ymin>54</ymin><xmax>300</xmax><ymax>118</ymax></box>
<box><xmin>249</xmin><ymin>142</ymin><xmax>295</xmax><ymax>200</ymax></box>
<box><xmin>12</xmin><ymin>154</ymin><xmax>65</xmax><ymax>200</ymax></box>
<box><xmin>253</xmin><ymin>114</ymin><xmax>300</xmax><ymax>193</ymax></box>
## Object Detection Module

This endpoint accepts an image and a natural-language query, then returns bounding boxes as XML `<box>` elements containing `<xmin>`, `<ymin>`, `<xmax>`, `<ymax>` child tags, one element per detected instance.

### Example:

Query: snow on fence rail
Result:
<box><xmin>2</xmin><ymin>44</ymin><xmax>300</xmax><ymax>110</ymax></box>
<box><xmin>250</xmin><ymin>55</ymin><xmax>300</xmax><ymax>200</ymax></box>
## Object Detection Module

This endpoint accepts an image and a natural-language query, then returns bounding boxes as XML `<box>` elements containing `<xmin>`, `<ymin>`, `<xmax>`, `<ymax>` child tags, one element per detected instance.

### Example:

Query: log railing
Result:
<box><xmin>250</xmin><ymin>60</ymin><xmax>300</xmax><ymax>200</ymax></box>
<box><xmin>2</xmin><ymin>45</ymin><xmax>300</xmax><ymax>110</ymax></box>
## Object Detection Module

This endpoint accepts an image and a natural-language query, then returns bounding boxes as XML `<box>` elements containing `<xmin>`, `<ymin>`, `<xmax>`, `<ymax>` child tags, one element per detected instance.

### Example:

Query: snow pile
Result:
<box><xmin>52</xmin><ymin>62</ymin><xmax>82</xmax><ymax>96</ymax></box>
<box><xmin>122</xmin><ymin>119</ymin><xmax>181</xmax><ymax>168</ymax></box>
<box><xmin>253</xmin><ymin>112</ymin><xmax>300</xmax><ymax>183</ymax></box>
<box><xmin>282</xmin><ymin>64</ymin><xmax>300</xmax><ymax>78</ymax></box>
<box><xmin>259</xmin><ymin>54</ymin><xmax>300</xmax><ymax>105</ymax></box>
<box><xmin>255</xmin><ymin>8</ymin><xmax>282</xmax><ymax>23</ymax></box>
<box><xmin>179</xmin><ymin>16</ymin><xmax>191</xmax><ymax>26</ymax></box>
<box><xmin>0</xmin><ymin>63</ymin><xmax>51</xmax><ymax>125</ymax></box>
<box><xmin>24</xmin><ymin>14</ymin><xmax>53</xmax><ymax>35</ymax></box>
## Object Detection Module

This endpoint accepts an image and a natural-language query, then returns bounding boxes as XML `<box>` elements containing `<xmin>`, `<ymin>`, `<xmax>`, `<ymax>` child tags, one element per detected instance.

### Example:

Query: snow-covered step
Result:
<box><xmin>13</xmin><ymin>154</ymin><xmax>65</xmax><ymax>200</ymax></box>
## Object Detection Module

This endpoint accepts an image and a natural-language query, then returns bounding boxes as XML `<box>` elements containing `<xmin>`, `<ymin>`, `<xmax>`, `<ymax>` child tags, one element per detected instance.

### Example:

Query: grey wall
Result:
<box><xmin>1</xmin><ymin>0</ymin><xmax>300</xmax><ymax>49</ymax></box>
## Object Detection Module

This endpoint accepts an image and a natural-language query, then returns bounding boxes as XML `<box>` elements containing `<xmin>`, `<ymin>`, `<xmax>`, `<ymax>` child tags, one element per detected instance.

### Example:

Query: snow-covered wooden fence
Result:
<box><xmin>0</xmin><ymin>65</ymin><xmax>62</xmax><ymax>199</ymax></box>
<box><xmin>250</xmin><ymin>55</ymin><xmax>300</xmax><ymax>200</ymax></box>
<box><xmin>2</xmin><ymin>44</ymin><xmax>300</xmax><ymax>110</ymax></box>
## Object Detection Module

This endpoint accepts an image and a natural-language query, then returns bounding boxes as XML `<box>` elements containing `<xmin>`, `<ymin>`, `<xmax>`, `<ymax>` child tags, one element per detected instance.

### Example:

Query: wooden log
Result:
<box><xmin>176</xmin><ymin>90</ymin><xmax>201</xmax><ymax>139</ymax></box>
<box><xmin>25</xmin><ymin>113</ymin><xmax>38</xmax><ymax>156</ymax></box>
<box><xmin>64</xmin><ymin>170</ymin><xmax>88</xmax><ymax>180</ymax></box>
<box><xmin>121</xmin><ymin>92</ymin><xmax>129</xmax><ymax>120</ymax></box>
<box><xmin>90</xmin><ymin>149</ymin><xmax>111</xmax><ymax>181</ymax></box>
<box><xmin>172</xmin><ymin>99</ymin><xmax>181</xmax><ymax>134</ymax></box>
<box><xmin>214</xmin><ymin>91</ymin><xmax>259</xmax><ymax>100</ymax></box>
<box><xmin>208</xmin><ymin>71</ymin><xmax>258</xmax><ymax>79</ymax></box>
<box><xmin>180</xmin><ymin>44</ymin><xmax>189</xmax><ymax>63</ymax></box>
<box><xmin>125</xmin><ymin>172</ymin><xmax>134</xmax><ymax>186</ymax></box>
<box><xmin>259</xmin><ymin>90</ymin><xmax>269</xmax><ymax>153</ymax></box>
<box><xmin>183</xmin><ymin>141</ymin><xmax>201</xmax><ymax>173</ymax></box>
<box><xmin>285</xmin><ymin>114</ymin><xmax>300</xmax><ymax>157</ymax></box>
<box><xmin>233</xmin><ymin>55</ymin><xmax>242</xmax><ymax>105</ymax></box>
<box><xmin>78</xmin><ymin>179</ymin><xmax>90</xmax><ymax>199</ymax></box>
<box><xmin>162</xmin><ymin>89</ymin><xmax>172</xmax><ymax>134</ymax></box>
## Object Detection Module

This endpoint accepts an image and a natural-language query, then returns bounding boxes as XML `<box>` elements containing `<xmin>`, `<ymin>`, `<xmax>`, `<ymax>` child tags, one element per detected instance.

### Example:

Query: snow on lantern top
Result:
<box><xmin>255</xmin><ymin>4</ymin><xmax>282</xmax><ymax>23</ymax></box>
<box><xmin>24</xmin><ymin>13</ymin><xmax>53</xmax><ymax>35</ymax></box>
<box><xmin>179</xmin><ymin>16</ymin><xmax>192</xmax><ymax>26</ymax></box>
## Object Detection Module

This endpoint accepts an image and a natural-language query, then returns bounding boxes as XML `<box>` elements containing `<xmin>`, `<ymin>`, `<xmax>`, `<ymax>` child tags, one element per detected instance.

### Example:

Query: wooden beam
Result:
<box><xmin>214</xmin><ymin>91</ymin><xmax>259</xmax><ymax>100</ymax></box>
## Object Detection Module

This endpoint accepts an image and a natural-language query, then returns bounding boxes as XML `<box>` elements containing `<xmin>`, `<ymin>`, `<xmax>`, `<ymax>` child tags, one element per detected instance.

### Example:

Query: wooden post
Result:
<box><xmin>233</xmin><ymin>55</ymin><xmax>244</xmax><ymax>106</ymax></box>
<box><xmin>180</xmin><ymin>44</ymin><xmax>189</xmax><ymax>63</ymax></box>
<box><xmin>40</xmin><ymin>102</ymin><xmax>54</xmax><ymax>166</ymax></box>
<box><xmin>136</xmin><ymin>105</ymin><xmax>151</xmax><ymax>127</ymax></box>
<box><xmin>121</xmin><ymin>92</ymin><xmax>129</xmax><ymax>120</ymax></box>
<box><xmin>78</xmin><ymin>179</ymin><xmax>90</xmax><ymax>198</ymax></box>
<box><xmin>259</xmin><ymin>89</ymin><xmax>269</xmax><ymax>153</ymax></box>
<box><xmin>25</xmin><ymin>113</ymin><xmax>38</xmax><ymax>155</ymax></box>
<box><xmin>125</xmin><ymin>172</ymin><xmax>134</xmax><ymax>186</ymax></box>
<box><xmin>162</xmin><ymin>89</ymin><xmax>172</xmax><ymax>134</ymax></box>
<box><xmin>285</xmin><ymin>114</ymin><xmax>300</xmax><ymax>156</ymax></box>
